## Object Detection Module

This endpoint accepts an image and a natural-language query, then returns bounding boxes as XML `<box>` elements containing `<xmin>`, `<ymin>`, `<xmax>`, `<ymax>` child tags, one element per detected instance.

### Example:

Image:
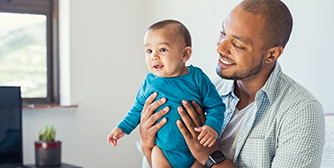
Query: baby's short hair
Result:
<box><xmin>148</xmin><ymin>19</ymin><xmax>192</xmax><ymax>47</ymax></box>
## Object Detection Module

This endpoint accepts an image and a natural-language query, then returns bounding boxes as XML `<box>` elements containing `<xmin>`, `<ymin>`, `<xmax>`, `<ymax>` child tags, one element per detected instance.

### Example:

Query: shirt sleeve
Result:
<box><xmin>272</xmin><ymin>100</ymin><xmax>325</xmax><ymax>168</ymax></box>
<box><xmin>117</xmin><ymin>78</ymin><xmax>147</xmax><ymax>135</ymax></box>
<box><xmin>197</xmin><ymin>70</ymin><xmax>226</xmax><ymax>135</ymax></box>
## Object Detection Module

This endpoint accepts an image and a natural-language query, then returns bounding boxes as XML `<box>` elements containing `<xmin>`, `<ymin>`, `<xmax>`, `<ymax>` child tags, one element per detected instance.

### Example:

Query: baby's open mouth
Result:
<box><xmin>154</xmin><ymin>65</ymin><xmax>164</xmax><ymax>69</ymax></box>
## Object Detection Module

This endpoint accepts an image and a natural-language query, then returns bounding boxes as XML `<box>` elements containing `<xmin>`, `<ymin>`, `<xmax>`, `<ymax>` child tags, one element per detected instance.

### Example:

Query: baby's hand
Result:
<box><xmin>107</xmin><ymin>127</ymin><xmax>126</xmax><ymax>147</ymax></box>
<box><xmin>194</xmin><ymin>125</ymin><xmax>218</xmax><ymax>147</ymax></box>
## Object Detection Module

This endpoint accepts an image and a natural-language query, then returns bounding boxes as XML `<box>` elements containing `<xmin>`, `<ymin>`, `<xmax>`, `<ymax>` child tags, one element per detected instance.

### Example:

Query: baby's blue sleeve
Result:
<box><xmin>198</xmin><ymin>72</ymin><xmax>226</xmax><ymax>136</ymax></box>
<box><xmin>117</xmin><ymin>79</ymin><xmax>147</xmax><ymax>135</ymax></box>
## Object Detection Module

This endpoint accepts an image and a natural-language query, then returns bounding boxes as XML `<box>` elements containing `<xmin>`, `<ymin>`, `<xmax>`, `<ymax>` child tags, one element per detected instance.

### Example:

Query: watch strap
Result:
<box><xmin>204</xmin><ymin>156</ymin><xmax>215</xmax><ymax>168</ymax></box>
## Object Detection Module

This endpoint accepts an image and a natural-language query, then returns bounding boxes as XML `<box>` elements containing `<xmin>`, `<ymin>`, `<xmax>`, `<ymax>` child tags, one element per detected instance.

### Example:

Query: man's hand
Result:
<box><xmin>177</xmin><ymin>100</ymin><xmax>220</xmax><ymax>165</ymax></box>
<box><xmin>139</xmin><ymin>92</ymin><xmax>169</xmax><ymax>164</ymax></box>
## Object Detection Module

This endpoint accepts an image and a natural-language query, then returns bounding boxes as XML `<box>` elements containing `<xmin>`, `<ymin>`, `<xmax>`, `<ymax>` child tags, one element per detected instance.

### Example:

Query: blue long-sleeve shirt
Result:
<box><xmin>117</xmin><ymin>65</ymin><xmax>225</xmax><ymax>151</ymax></box>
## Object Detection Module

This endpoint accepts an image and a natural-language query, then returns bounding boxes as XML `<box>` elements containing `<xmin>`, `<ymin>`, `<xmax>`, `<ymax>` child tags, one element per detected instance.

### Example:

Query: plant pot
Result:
<box><xmin>34</xmin><ymin>141</ymin><xmax>61</xmax><ymax>167</ymax></box>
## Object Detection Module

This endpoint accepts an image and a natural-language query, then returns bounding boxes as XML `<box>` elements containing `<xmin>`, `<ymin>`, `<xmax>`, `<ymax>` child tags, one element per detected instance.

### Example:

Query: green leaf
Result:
<box><xmin>38</xmin><ymin>125</ymin><xmax>56</xmax><ymax>142</ymax></box>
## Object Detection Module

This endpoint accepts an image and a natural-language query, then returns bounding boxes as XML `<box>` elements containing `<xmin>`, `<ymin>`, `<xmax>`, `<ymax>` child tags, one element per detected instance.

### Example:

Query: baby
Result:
<box><xmin>107</xmin><ymin>19</ymin><xmax>225</xmax><ymax>168</ymax></box>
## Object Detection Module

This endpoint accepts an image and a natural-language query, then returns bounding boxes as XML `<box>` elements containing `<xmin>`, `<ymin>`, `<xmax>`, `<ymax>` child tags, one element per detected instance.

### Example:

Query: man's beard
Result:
<box><xmin>216</xmin><ymin>55</ymin><xmax>264</xmax><ymax>80</ymax></box>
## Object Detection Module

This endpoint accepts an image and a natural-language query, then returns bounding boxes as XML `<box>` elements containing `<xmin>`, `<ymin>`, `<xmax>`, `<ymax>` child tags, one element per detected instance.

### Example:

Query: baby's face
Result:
<box><xmin>144</xmin><ymin>28</ymin><xmax>188</xmax><ymax>77</ymax></box>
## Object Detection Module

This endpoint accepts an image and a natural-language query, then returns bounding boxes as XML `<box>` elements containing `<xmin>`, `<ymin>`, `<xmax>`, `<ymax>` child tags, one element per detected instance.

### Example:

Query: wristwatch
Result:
<box><xmin>204</xmin><ymin>150</ymin><xmax>226</xmax><ymax>168</ymax></box>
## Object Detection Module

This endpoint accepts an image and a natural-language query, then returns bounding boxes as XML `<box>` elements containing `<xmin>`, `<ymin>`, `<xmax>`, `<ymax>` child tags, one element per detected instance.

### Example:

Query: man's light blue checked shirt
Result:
<box><xmin>213</xmin><ymin>62</ymin><xmax>325</xmax><ymax>168</ymax></box>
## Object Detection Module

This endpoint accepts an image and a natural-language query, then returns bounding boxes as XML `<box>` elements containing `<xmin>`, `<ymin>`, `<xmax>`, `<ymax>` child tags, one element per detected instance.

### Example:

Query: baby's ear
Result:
<box><xmin>182</xmin><ymin>46</ymin><xmax>192</xmax><ymax>63</ymax></box>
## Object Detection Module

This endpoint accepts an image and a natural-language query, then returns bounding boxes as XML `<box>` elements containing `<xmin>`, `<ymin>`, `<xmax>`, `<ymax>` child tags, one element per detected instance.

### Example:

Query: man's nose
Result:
<box><xmin>217</xmin><ymin>37</ymin><xmax>231</xmax><ymax>55</ymax></box>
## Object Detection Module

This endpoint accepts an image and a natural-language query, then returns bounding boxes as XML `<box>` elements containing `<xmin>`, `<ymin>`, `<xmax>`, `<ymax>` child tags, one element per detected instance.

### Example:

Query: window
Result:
<box><xmin>0</xmin><ymin>0</ymin><xmax>59</xmax><ymax>105</ymax></box>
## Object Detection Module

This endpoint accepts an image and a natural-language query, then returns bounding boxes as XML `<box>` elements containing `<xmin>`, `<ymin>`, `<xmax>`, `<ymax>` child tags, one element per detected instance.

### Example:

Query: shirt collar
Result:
<box><xmin>218</xmin><ymin>62</ymin><xmax>283</xmax><ymax>103</ymax></box>
<box><xmin>219</xmin><ymin>79</ymin><xmax>235</xmax><ymax>97</ymax></box>
<box><xmin>259</xmin><ymin>62</ymin><xmax>282</xmax><ymax>104</ymax></box>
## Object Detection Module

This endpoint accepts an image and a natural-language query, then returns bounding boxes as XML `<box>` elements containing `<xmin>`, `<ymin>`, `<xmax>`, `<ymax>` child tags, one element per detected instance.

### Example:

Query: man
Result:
<box><xmin>139</xmin><ymin>0</ymin><xmax>325</xmax><ymax>167</ymax></box>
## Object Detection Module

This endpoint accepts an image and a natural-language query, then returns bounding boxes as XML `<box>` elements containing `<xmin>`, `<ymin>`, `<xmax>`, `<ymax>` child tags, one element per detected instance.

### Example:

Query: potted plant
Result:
<box><xmin>34</xmin><ymin>125</ymin><xmax>61</xmax><ymax>167</ymax></box>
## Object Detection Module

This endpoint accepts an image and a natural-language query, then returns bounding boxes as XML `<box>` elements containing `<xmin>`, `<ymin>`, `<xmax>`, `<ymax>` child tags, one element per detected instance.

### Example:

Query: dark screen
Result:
<box><xmin>0</xmin><ymin>86</ymin><xmax>22</xmax><ymax>166</ymax></box>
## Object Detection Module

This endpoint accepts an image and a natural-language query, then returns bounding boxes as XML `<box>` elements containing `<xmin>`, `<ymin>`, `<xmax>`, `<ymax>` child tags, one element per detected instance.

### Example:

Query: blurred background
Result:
<box><xmin>7</xmin><ymin>0</ymin><xmax>333</xmax><ymax>167</ymax></box>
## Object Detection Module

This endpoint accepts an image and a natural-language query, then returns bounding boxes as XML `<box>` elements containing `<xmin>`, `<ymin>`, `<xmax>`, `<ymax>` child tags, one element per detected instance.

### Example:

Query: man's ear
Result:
<box><xmin>265</xmin><ymin>46</ymin><xmax>283</xmax><ymax>64</ymax></box>
<box><xmin>182</xmin><ymin>46</ymin><xmax>192</xmax><ymax>63</ymax></box>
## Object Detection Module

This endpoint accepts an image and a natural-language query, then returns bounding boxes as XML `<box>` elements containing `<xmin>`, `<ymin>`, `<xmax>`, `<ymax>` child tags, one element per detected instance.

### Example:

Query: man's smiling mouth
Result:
<box><xmin>220</xmin><ymin>58</ymin><xmax>233</xmax><ymax>65</ymax></box>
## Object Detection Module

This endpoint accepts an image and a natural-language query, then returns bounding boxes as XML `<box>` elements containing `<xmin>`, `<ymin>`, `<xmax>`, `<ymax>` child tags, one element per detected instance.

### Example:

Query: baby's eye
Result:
<box><xmin>147</xmin><ymin>49</ymin><xmax>152</xmax><ymax>54</ymax></box>
<box><xmin>159</xmin><ymin>48</ymin><xmax>166</xmax><ymax>52</ymax></box>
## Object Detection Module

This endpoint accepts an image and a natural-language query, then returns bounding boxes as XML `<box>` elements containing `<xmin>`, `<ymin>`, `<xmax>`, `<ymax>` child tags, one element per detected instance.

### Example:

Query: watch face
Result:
<box><xmin>211</xmin><ymin>151</ymin><xmax>226</xmax><ymax>162</ymax></box>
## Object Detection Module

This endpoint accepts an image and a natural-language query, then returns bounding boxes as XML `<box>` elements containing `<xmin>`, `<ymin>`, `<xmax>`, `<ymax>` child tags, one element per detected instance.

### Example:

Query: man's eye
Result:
<box><xmin>159</xmin><ymin>48</ymin><xmax>166</xmax><ymax>52</ymax></box>
<box><xmin>233</xmin><ymin>43</ymin><xmax>244</xmax><ymax>50</ymax></box>
<box><xmin>220</xmin><ymin>31</ymin><xmax>226</xmax><ymax>37</ymax></box>
<box><xmin>147</xmin><ymin>49</ymin><xmax>152</xmax><ymax>54</ymax></box>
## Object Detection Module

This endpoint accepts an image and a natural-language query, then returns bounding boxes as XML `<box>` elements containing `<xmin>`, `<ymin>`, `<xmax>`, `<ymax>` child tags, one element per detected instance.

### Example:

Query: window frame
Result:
<box><xmin>0</xmin><ymin>0</ymin><xmax>59</xmax><ymax>105</ymax></box>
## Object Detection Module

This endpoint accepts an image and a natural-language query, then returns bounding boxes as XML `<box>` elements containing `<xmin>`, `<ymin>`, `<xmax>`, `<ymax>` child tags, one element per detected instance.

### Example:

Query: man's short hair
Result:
<box><xmin>148</xmin><ymin>19</ymin><xmax>192</xmax><ymax>47</ymax></box>
<box><xmin>240</xmin><ymin>0</ymin><xmax>293</xmax><ymax>49</ymax></box>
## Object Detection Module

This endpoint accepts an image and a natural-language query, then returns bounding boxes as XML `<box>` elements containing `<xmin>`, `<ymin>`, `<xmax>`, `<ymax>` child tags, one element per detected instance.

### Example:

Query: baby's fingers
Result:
<box><xmin>111</xmin><ymin>138</ymin><xmax>118</xmax><ymax>147</ymax></box>
<box><xmin>197</xmin><ymin>129</ymin><xmax>207</xmax><ymax>141</ymax></box>
<box><xmin>107</xmin><ymin>133</ymin><xmax>115</xmax><ymax>143</ymax></box>
<box><xmin>200</xmin><ymin>134</ymin><xmax>211</xmax><ymax>146</ymax></box>
<box><xmin>208</xmin><ymin>138</ymin><xmax>217</xmax><ymax>147</ymax></box>
<box><xmin>194</xmin><ymin>127</ymin><xmax>203</xmax><ymax>132</ymax></box>
<box><xmin>203</xmin><ymin>135</ymin><xmax>216</xmax><ymax>147</ymax></box>
<box><xmin>203</xmin><ymin>134</ymin><xmax>215</xmax><ymax>147</ymax></box>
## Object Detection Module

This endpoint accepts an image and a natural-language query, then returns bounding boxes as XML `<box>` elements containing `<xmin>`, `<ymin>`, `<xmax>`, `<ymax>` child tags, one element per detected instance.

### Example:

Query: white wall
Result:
<box><xmin>280</xmin><ymin>0</ymin><xmax>334</xmax><ymax>114</ymax></box>
<box><xmin>23</xmin><ymin>0</ymin><xmax>147</xmax><ymax>167</ymax></box>
<box><xmin>22</xmin><ymin>1</ymin><xmax>334</xmax><ymax>168</ymax></box>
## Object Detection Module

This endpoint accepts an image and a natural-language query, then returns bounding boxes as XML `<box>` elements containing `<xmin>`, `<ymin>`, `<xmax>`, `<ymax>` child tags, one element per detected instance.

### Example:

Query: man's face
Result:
<box><xmin>144</xmin><ymin>28</ymin><xmax>187</xmax><ymax>77</ymax></box>
<box><xmin>216</xmin><ymin>6</ymin><xmax>267</xmax><ymax>81</ymax></box>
